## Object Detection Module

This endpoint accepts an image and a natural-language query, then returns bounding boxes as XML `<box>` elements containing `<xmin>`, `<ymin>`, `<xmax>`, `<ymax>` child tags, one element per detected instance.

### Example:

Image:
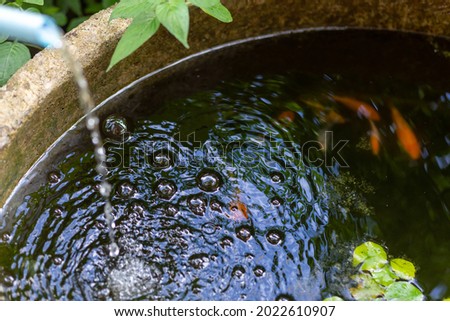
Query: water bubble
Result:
<box><xmin>117</xmin><ymin>182</ymin><xmax>136</xmax><ymax>198</ymax></box>
<box><xmin>232</xmin><ymin>266</ymin><xmax>245</xmax><ymax>279</ymax></box>
<box><xmin>196</xmin><ymin>169</ymin><xmax>223</xmax><ymax>192</ymax></box>
<box><xmin>155</xmin><ymin>180</ymin><xmax>177</xmax><ymax>200</ymax></box>
<box><xmin>103</xmin><ymin>115</ymin><xmax>128</xmax><ymax>140</ymax></box>
<box><xmin>220</xmin><ymin>236</ymin><xmax>234</xmax><ymax>248</ymax></box>
<box><xmin>109</xmin><ymin>243</ymin><xmax>120</xmax><ymax>257</ymax></box>
<box><xmin>270</xmin><ymin>172</ymin><xmax>284</xmax><ymax>183</ymax></box>
<box><xmin>47</xmin><ymin>171</ymin><xmax>61</xmax><ymax>184</ymax></box>
<box><xmin>245</xmin><ymin>253</ymin><xmax>254</xmax><ymax>261</ymax></box>
<box><xmin>164</xmin><ymin>204</ymin><xmax>179</xmax><ymax>217</ymax></box>
<box><xmin>270</xmin><ymin>196</ymin><xmax>283</xmax><ymax>206</ymax></box>
<box><xmin>53</xmin><ymin>256</ymin><xmax>64</xmax><ymax>265</ymax></box>
<box><xmin>254</xmin><ymin>266</ymin><xmax>265</xmax><ymax>277</ymax></box>
<box><xmin>129</xmin><ymin>202</ymin><xmax>145</xmax><ymax>216</ymax></box>
<box><xmin>188</xmin><ymin>195</ymin><xmax>207</xmax><ymax>215</ymax></box>
<box><xmin>151</xmin><ymin>149</ymin><xmax>174</xmax><ymax>169</ymax></box>
<box><xmin>236</xmin><ymin>226</ymin><xmax>253</xmax><ymax>242</ymax></box>
<box><xmin>189</xmin><ymin>254</ymin><xmax>210</xmax><ymax>269</ymax></box>
<box><xmin>1</xmin><ymin>233</ymin><xmax>11</xmax><ymax>243</ymax></box>
<box><xmin>276</xmin><ymin>294</ymin><xmax>294</xmax><ymax>301</ymax></box>
<box><xmin>202</xmin><ymin>222</ymin><xmax>216</xmax><ymax>235</ymax></box>
<box><xmin>210</xmin><ymin>199</ymin><xmax>222</xmax><ymax>212</ymax></box>
<box><xmin>266</xmin><ymin>229</ymin><xmax>284</xmax><ymax>245</ymax></box>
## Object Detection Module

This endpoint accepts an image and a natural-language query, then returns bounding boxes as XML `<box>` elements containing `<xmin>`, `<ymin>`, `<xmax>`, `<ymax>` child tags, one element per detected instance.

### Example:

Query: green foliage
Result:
<box><xmin>108</xmin><ymin>0</ymin><xmax>232</xmax><ymax>71</ymax></box>
<box><xmin>349</xmin><ymin>241</ymin><xmax>424</xmax><ymax>301</ymax></box>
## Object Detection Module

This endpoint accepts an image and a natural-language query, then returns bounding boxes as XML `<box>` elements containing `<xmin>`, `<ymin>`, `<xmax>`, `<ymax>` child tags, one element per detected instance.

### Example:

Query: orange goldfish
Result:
<box><xmin>369</xmin><ymin>120</ymin><xmax>381</xmax><ymax>156</ymax></box>
<box><xmin>391</xmin><ymin>107</ymin><xmax>421</xmax><ymax>160</ymax></box>
<box><xmin>332</xmin><ymin>95</ymin><xmax>381</xmax><ymax>121</ymax></box>
<box><xmin>229</xmin><ymin>200</ymin><xmax>248</xmax><ymax>220</ymax></box>
<box><xmin>277</xmin><ymin>110</ymin><xmax>296</xmax><ymax>123</ymax></box>
<box><xmin>325</xmin><ymin>110</ymin><xmax>347</xmax><ymax>124</ymax></box>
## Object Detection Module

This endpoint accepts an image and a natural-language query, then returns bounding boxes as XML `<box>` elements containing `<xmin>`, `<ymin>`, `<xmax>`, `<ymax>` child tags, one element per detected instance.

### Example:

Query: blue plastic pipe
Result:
<box><xmin>0</xmin><ymin>5</ymin><xmax>63</xmax><ymax>48</ymax></box>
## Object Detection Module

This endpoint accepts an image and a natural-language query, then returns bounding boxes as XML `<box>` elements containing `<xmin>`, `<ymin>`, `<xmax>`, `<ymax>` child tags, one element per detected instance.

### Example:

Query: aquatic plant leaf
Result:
<box><xmin>110</xmin><ymin>0</ymin><xmax>157</xmax><ymax>21</ymax></box>
<box><xmin>23</xmin><ymin>0</ymin><xmax>44</xmax><ymax>5</ymax></box>
<box><xmin>0</xmin><ymin>34</ymin><xmax>7</xmax><ymax>43</ymax></box>
<box><xmin>0</xmin><ymin>41</ymin><xmax>30</xmax><ymax>86</ymax></box>
<box><xmin>108</xmin><ymin>12</ymin><xmax>160</xmax><ymax>71</ymax></box>
<box><xmin>353</xmin><ymin>241</ymin><xmax>387</xmax><ymax>271</ymax></box>
<box><xmin>350</xmin><ymin>273</ymin><xmax>384</xmax><ymax>300</ymax></box>
<box><xmin>199</xmin><ymin>2</ymin><xmax>232</xmax><ymax>23</ymax></box>
<box><xmin>323</xmin><ymin>296</ymin><xmax>344</xmax><ymax>301</ymax></box>
<box><xmin>390</xmin><ymin>258</ymin><xmax>416</xmax><ymax>280</ymax></box>
<box><xmin>156</xmin><ymin>0</ymin><xmax>190</xmax><ymax>48</ymax></box>
<box><xmin>385</xmin><ymin>281</ymin><xmax>424</xmax><ymax>301</ymax></box>
<box><xmin>371</xmin><ymin>265</ymin><xmax>398</xmax><ymax>286</ymax></box>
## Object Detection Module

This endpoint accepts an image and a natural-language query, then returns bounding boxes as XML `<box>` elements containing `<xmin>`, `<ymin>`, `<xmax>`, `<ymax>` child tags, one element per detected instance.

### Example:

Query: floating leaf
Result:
<box><xmin>156</xmin><ymin>0</ymin><xmax>190</xmax><ymax>48</ymax></box>
<box><xmin>200</xmin><ymin>3</ymin><xmax>232</xmax><ymax>23</ymax></box>
<box><xmin>371</xmin><ymin>265</ymin><xmax>398</xmax><ymax>287</ymax></box>
<box><xmin>350</xmin><ymin>273</ymin><xmax>385</xmax><ymax>300</ymax></box>
<box><xmin>390</xmin><ymin>258</ymin><xmax>415</xmax><ymax>280</ymax></box>
<box><xmin>353</xmin><ymin>241</ymin><xmax>387</xmax><ymax>271</ymax></box>
<box><xmin>385</xmin><ymin>282</ymin><xmax>424</xmax><ymax>301</ymax></box>
<box><xmin>110</xmin><ymin>0</ymin><xmax>158</xmax><ymax>20</ymax></box>
<box><xmin>323</xmin><ymin>296</ymin><xmax>344</xmax><ymax>301</ymax></box>
<box><xmin>108</xmin><ymin>12</ymin><xmax>160</xmax><ymax>71</ymax></box>
<box><xmin>23</xmin><ymin>0</ymin><xmax>44</xmax><ymax>5</ymax></box>
<box><xmin>0</xmin><ymin>41</ymin><xmax>31</xmax><ymax>86</ymax></box>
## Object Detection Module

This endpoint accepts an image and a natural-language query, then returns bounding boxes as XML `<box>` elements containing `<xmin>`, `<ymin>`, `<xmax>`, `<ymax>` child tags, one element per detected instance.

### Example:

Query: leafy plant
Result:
<box><xmin>324</xmin><ymin>241</ymin><xmax>425</xmax><ymax>301</ymax></box>
<box><xmin>107</xmin><ymin>0</ymin><xmax>233</xmax><ymax>71</ymax></box>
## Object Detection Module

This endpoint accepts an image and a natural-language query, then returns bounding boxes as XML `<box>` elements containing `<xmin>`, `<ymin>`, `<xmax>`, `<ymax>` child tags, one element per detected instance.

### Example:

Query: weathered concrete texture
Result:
<box><xmin>0</xmin><ymin>0</ymin><xmax>449</xmax><ymax>205</ymax></box>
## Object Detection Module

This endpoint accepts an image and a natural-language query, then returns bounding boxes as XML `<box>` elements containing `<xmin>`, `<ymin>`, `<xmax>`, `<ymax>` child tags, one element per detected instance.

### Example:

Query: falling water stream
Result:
<box><xmin>60</xmin><ymin>43</ymin><xmax>119</xmax><ymax>257</ymax></box>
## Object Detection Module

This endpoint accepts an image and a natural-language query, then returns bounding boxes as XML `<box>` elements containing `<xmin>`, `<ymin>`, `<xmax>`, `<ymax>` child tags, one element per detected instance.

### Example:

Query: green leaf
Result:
<box><xmin>353</xmin><ymin>241</ymin><xmax>387</xmax><ymax>271</ymax></box>
<box><xmin>107</xmin><ymin>12</ymin><xmax>160</xmax><ymax>71</ymax></box>
<box><xmin>25</xmin><ymin>7</ymin><xmax>40</xmax><ymax>13</ymax></box>
<box><xmin>200</xmin><ymin>3</ymin><xmax>232</xmax><ymax>23</ymax></box>
<box><xmin>110</xmin><ymin>0</ymin><xmax>158</xmax><ymax>20</ymax></box>
<box><xmin>385</xmin><ymin>282</ymin><xmax>424</xmax><ymax>301</ymax></box>
<box><xmin>156</xmin><ymin>0</ymin><xmax>189</xmax><ymax>48</ymax></box>
<box><xmin>350</xmin><ymin>273</ymin><xmax>385</xmax><ymax>301</ymax></box>
<box><xmin>102</xmin><ymin>0</ymin><xmax>118</xmax><ymax>8</ymax></box>
<box><xmin>23</xmin><ymin>0</ymin><xmax>44</xmax><ymax>5</ymax></box>
<box><xmin>0</xmin><ymin>34</ymin><xmax>7</xmax><ymax>44</ymax></box>
<box><xmin>371</xmin><ymin>265</ymin><xmax>398</xmax><ymax>287</ymax></box>
<box><xmin>0</xmin><ymin>41</ymin><xmax>31</xmax><ymax>86</ymax></box>
<box><xmin>323</xmin><ymin>296</ymin><xmax>344</xmax><ymax>301</ymax></box>
<box><xmin>51</xmin><ymin>12</ymin><xmax>68</xmax><ymax>26</ymax></box>
<box><xmin>189</xmin><ymin>0</ymin><xmax>220</xmax><ymax>7</ymax></box>
<box><xmin>67</xmin><ymin>0</ymin><xmax>83</xmax><ymax>16</ymax></box>
<box><xmin>390</xmin><ymin>258</ymin><xmax>416</xmax><ymax>280</ymax></box>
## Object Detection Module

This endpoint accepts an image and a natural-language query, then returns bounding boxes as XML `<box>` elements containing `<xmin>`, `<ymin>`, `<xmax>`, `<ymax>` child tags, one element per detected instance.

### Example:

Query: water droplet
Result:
<box><xmin>188</xmin><ymin>195</ymin><xmax>206</xmax><ymax>215</ymax></box>
<box><xmin>109</xmin><ymin>243</ymin><xmax>120</xmax><ymax>257</ymax></box>
<box><xmin>52</xmin><ymin>206</ymin><xmax>64</xmax><ymax>217</ymax></box>
<box><xmin>151</xmin><ymin>149</ymin><xmax>174</xmax><ymax>169</ymax></box>
<box><xmin>220</xmin><ymin>236</ymin><xmax>234</xmax><ymax>248</ymax></box>
<box><xmin>232</xmin><ymin>266</ymin><xmax>245</xmax><ymax>279</ymax></box>
<box><xmin>236</xmin><ymin>226</ymin><xmax>253</xmax><ymax>242</ymax></box>
<box><xmin>266</xmin><ymin>229</ymin><xmax>284</xmax><ymax>245</ymax></box>
<box><xmin>155</xmin><ymin>180</ymin><xmax>177</xmax><ymax>200</ymax></box>
<box><xmin>1</xmin><ymin>233</ymin><xmax>11</xmax><ymax>243</ymax></box>
<box><xmin>196</xmin><ymin>169</ymin><xmax>223</xmax><ymax>192</ymax></box>
<box><xmin>254</xmin><ymin>266</ymin><xmax>265</xmax><ymax>277</ymax></box>
<box><xmin>270</xmin><ymin>197</ymin><xmax>283</xmax><ymax>206</ymax></box>
<box><xmin>245</xmin><ymin>253</ymin><xmax>254</xmax><ymax>261</ymax></box>
<box><xmin>53</xmin><ymin>256</ymin><xmax>63</xmax><ymax>265</ymax></box>
<box><xmin>210</xmin><ymin>200</ymin><xmax>222</xmax><ymax>212</ymax></box>
<box><xmin>3</xmin><ymin>275</ymin><xmax>14</xmax><ymax>286</ymax></box>
<box><xmin>103</xmin><ymin>115</ymin><xmax>128</xmax><ymax>140</ymax></box>
<box><xmin>117</xmin><ymin>182</ymin><xmax>136</xmax><ymax>198</ymax></box>
<box><xmin>270</xmin><ymin>172</ymin><xmax>284</xmax><ymax>183</ymax></box>
<box><xmin>47</xmin><ymin>171</ymin><xmax>61</xmax><ymax>184</ymax></box>
<box><xmin>189</xmin><ymin>254</ymin><xmax>210</xmax><ymax>269</ymax></box>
